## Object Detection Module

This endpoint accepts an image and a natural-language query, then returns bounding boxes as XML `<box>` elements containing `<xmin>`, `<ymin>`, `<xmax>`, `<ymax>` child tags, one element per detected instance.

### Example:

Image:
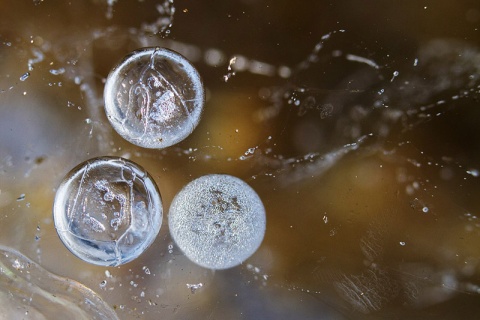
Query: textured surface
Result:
<box><xmin>169</xmin><ymin>174</ymin><xmax>266</xmax><ymax>269</ymax></box>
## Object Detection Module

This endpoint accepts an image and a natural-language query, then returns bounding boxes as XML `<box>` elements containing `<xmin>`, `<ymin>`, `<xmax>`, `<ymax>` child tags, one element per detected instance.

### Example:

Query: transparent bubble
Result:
<box><xmin>168</xmin><ymin>174</ymin><xmax>266</xmax><ymax>270</ymax></box>
<box><xmin>0</xmin><ymin>245</ymin><xmax>118</xmax><ymax>319</ymax></box>
<box><xmin>53</xmin><ymin>157</ymin><xmax>163</xmax><ymax>266</ymax></box>
<box><xmin>104</xmin><ymin>47</ymin><xmax>205</xmax><ymax>149</ymax></box>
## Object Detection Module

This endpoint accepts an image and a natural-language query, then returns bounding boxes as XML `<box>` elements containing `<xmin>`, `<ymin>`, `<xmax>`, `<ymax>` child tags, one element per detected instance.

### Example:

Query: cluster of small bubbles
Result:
<box><xmin>104</xmin><ymin>47</ymin><xmax>205</xmax><ymax>149</ymax></box>
<box><xmin>49</xmin><ymin>68</ymin><xmax>65</xmax><ymax>75</ymax></box>
<box><xmin>168</xmin><ymin>174</ymin><xmax>266</xmax><ymax>270</ymax></box>
<box><xmin>462</xmin><ymin>212</ymin><xmax>480</xmax><ymax>232</ymax></box>
<box><xmin>53</xmin><ymin>157</ymin><xmax>163</xmax><ymax>266</ymax></box>
<box><xmin>142</xmin><ymin>266</ymin><xmax>151</xmax><ymax>275</ymax></box>
<box><xmin>466</xmin><ymin>169</ymin><xmax>479</xmax><ymax>177</ymax></box>
<box><xmin>246</xmin><ymin>264</ymin><xmax>269</xmax><ymax>285</ymax></box>
<box><xmin>12</xmin><ymin>258</ymin><xmax>24</xmax><ymax>270</ymax></box>
<box><xmin>406</xmin><ymin>180</ymin><xmax>421</xmax><ymax>195</ymax></box>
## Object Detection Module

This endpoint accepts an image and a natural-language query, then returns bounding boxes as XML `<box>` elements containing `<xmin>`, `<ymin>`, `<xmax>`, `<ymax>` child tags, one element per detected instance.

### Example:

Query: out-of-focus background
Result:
<box><xmin>1</xmin><ymin>0</ymin><xmax>480</xmax><ymax>319</ymax></box>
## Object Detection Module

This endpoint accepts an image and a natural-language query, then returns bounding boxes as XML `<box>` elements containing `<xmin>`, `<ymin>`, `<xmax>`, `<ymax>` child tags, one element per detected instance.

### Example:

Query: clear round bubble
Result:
<box><xmin>53</xmin><ymin>157</ymin><xmax>163</xmax><ymax>266</ymax></box>
<box><xmin>168</xmin><ymin>174</ymin><xmax>266</xmax><ymax>270</ymax></box>
<box><xmin>104</xmin><ymin>47</ymin><xmax>205</xmax><ymax>149</ymax></box>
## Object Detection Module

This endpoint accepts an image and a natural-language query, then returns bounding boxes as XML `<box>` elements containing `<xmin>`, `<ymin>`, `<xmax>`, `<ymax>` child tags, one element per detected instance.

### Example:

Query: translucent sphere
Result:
<box><xmin>168</xmin><ymin>174</ymin><xmax>266</xmax><ymax>270</ymax></box>
<box><xmin>53</xmin><ymin>157</ymin><xmax>163</xmax><ymax>266</ymax></box>
<box><xmin>104</xmin><ymin>47</ymin><xmax>205</xmax><ymax>149</ymax></box>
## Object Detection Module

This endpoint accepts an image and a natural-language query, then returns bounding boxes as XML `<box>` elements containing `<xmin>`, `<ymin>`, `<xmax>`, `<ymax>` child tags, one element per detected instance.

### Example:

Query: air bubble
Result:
<box><xmin>104</xmin><ymin>47</ymin><xmax>205</xmax><ymax>149</ymax></box>
<box><xmin>168</xmin><ymin>174</ymin><xmax>266</xmax><ymax>270</ymax></box>
<box><xmin>19</xmin><ymin>72</ymin><xmax>30</xmax><ymax>81</ymax></box>
<box><xmin>53</xmin><ymin>157</ymin><xmax>163</xmax><ymax>266</ymax></box>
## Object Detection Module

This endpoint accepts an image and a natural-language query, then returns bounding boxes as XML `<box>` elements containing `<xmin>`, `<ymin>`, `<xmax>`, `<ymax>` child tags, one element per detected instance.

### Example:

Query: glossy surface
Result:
<box><xmin>53</xmin><ymin>157</ymin><xmax>163</xmax><ymax>266</ymax></box>
<box><xmin>104</xmin><ymin>47</ymin><xmax>205</xmax><ymax>149</ymax></box>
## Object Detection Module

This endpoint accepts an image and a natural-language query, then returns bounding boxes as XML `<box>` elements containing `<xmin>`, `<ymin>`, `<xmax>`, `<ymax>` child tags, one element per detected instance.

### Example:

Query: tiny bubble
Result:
<box><xmin>19</xmin><ymin>72</ymin><xmax>30</xmax><ymax>81</ymax></box>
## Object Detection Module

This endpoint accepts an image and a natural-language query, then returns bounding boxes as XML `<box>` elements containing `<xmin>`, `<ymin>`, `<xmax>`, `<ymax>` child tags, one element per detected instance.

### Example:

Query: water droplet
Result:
<box><xmin>104</xmin><ymin>47</ymin><xmax>205</xmax><ymax>149</ymax></box>
<box><xmin>53</xmin><ymin>157</ymin><xmax>163</xmax><ymax>266</ymax></box>
<box><xmin>169</xmin><ymin>174</ymin><xmax>266</xmax><ymax>269</ymax></box>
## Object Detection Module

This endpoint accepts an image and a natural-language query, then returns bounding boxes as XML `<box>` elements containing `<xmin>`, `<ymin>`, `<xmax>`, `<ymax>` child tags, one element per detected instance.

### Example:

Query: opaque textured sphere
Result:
<box><xmin>169</xmin><ymin>174</ymin><xmax>266</xmax><ymax>270</ymax></box>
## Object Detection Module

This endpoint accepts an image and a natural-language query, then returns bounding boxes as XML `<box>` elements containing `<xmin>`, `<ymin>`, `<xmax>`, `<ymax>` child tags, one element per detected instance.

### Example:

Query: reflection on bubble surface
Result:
<box><xmin>169</xmin><ymin>174</ymin><xmax>266</xmax><ymax>270</ymax></box>
<box><xmin>53</xmin><ymin>157</ymin><xmax>163</xmax><ymax>266</ymax></box>
<box><xmin>0</xmin><ymin>245</ymin><xmax>118</xmax><ymax>319</ymax></box>
<box><xmin>104</xmin><ymin>47</ymin><xmax>205</xmax><ymax>149</ymax></box>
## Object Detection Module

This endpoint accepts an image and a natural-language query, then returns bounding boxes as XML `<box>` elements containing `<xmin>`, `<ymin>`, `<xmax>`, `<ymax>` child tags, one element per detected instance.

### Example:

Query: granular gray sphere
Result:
<box><xmin>168</xmin><ymin>174</ymin><xmax>266</xmax><ymax>270</ymax></box>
